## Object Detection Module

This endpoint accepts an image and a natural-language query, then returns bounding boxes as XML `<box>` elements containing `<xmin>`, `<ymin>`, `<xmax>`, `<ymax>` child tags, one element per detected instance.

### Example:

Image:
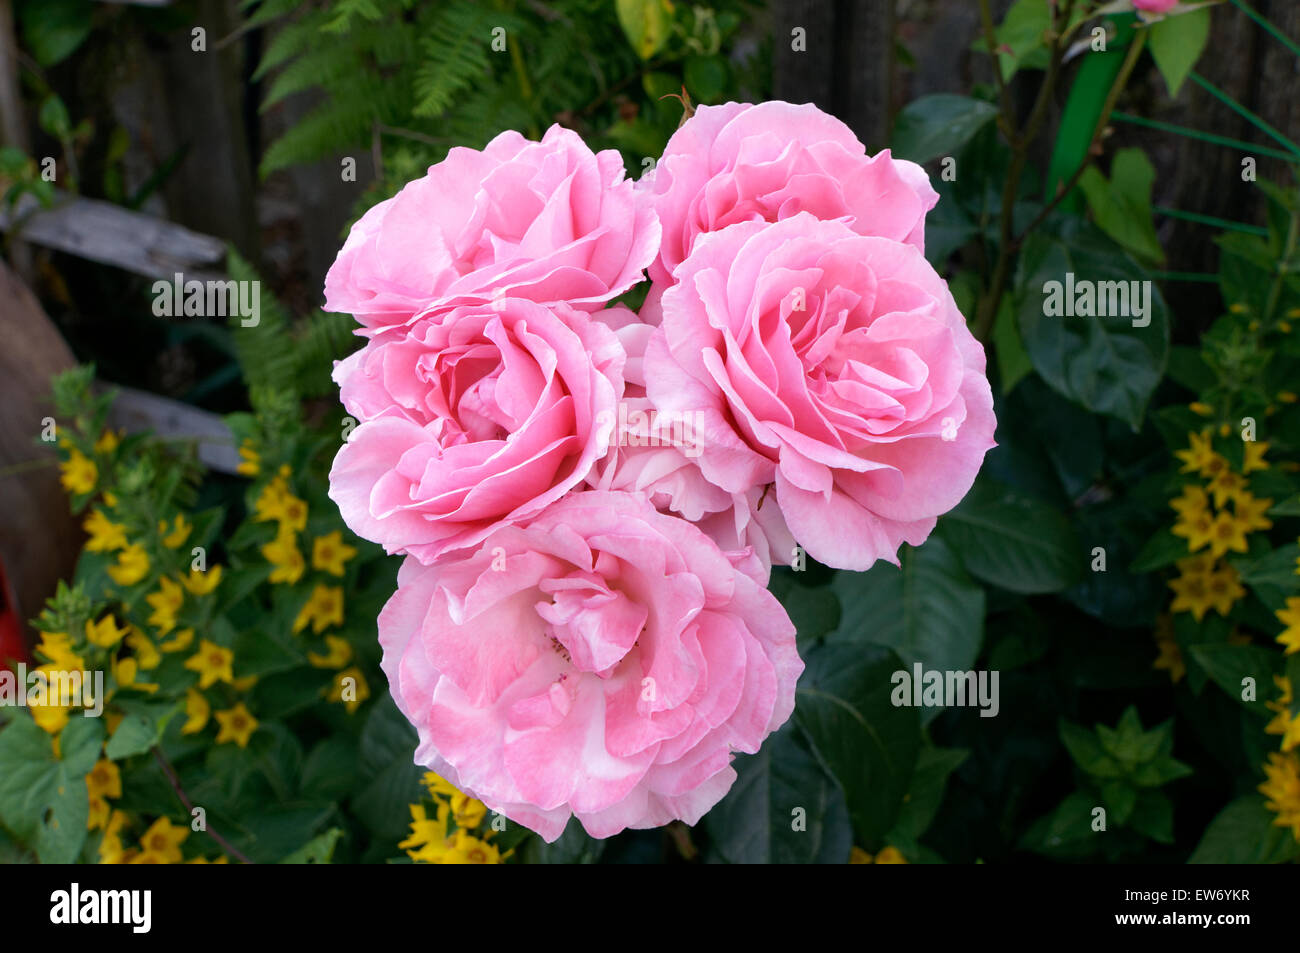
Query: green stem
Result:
<box><xmin>1190</xmin><ymin>72</ymin><xmax>1300</xmax><ymax>160</ymax></box>
<box><xmin>1229</xmin><ymin>0</ymin><xmax>1300</xmax><ymax>61</ymax></box>
<box><xmin>1153</xmin><ymin>205</ymin><xmax>1269</xmax><ymax>236</ymax></box>
<box><xmin>1112</xmin><ymin>111</ymin><xmax>1298</xmax><ymax>162</ymax></box>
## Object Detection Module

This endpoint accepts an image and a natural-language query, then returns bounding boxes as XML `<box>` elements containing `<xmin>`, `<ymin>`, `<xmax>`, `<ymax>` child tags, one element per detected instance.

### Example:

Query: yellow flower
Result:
<box><xmin>112</xmin><ymin>656</ymin><xmax>158</xmax><ymax>694</ymax></box>
<box><xmin>1152</xmin><ymin>614</ymin><xmax>1184</xmax><ymax>684</ymax></box>
<box><xmin>311</xmin><ymin>530</ymin><xmax>357</xmax><ymax>577</ymax></box>
<box><xmin>231</xmin><ymin>674</ymin><xmax>258</xmax><ymax>692</ymax></box>
<box><xmin>400</xmin><ymin>802</ymin><xmax>450</xmax><ymax>858</ymax></box>
<box><xmin>214</xmin><ymin>702</ymin><xmax>258</xmax><ymax>747</ymax></box>
<box><xmin>157</xmin><ymin>627</ymin><xmax>195</xmax><ymax>653</ymax></box>
<box><xmin>138</xmin><ymin>817</ymin><xmax>188</xmax><ymax>863</ymax></box>
<box><xmin>423</xmin><ymin>772</ymin><xmax>459</xmax><ymax>800</ymax></box>
<box><xmin>35</xmin><ymin>632</ymin><xmax>83</xmax><ymax>671</ymax></box>
<box><xmin>450</xmin><ymin>792</ymin><xmax>487</xmax><ymax>829</ymax></box>
<box><xmin>87</xmin><ymin>795</ymin><xmax>111</xmax><ymax>831</ymax></box>
<box><xmin>103</xmin><ymin>491</ymin><xmax>118</xmax><ymax>508</ymax></box>
<box><xmin>326</xmin><ymin>666</ymin><xmax>369</xmax><ymax>714</ymax></box>
<box><xmin>59</xmin><ymin>447</ymin><xmax>97</xmax><ymax>495</ymax></box>
<box><xmin>181</xmin><ymin>564</ymin><xmax>222</xmax><ymax>596</ymax></box>
<box><xmin>85</xmin><ymin>614</ymin><xmax>128</xmax><ymax>648</ymax></box>
<box><xmin>441</xmin><ymin>830</ymin><xmax>502</xmax><ymax>864</ymax></box>
<box><xmin>145</xmin><ymin>576</ymin><xmax>185</xmax><ymax>636</ymax></box>
<box><xmin>307</xmin><ymin>634</ymin><xmax>353</xmax><ymax>669</ymax></box>
<box><xmin>184</xmin><ymin>640</ymin><xmax>234</xmax><ymax>689</ymax></box>
<box><xmin>1172</xmin><ymin>510</ymin><xmax>1215</xmax><ymax>554</ymax></box>
<box><xmin>293</xmin><ymin>584</ymin><xmax>344</xmax><ymax>635</ymax></box>
<box><xmin>181</xmin><ymin>688</ymin><xmax>210</xmax><ymax>735</ymax></box>
<box><xmin>1169</xmin><ymin>572</ymin><xmax>1215</xmax><ymax>622</ymax></box>
<box><xmin>98</xmin><ymin>810</ymin><xmax>132</xmax><ymax>864</ymax></box>
<box><xmin>236</xmin><ymin>439</ymin><xmax>260</xmax><ymax>477</ymax></box>
<box><xmin>1206</xmin><ymin>511</ymin><xmax>1249</xmax><ymax>559</ymax></box>
<box><xmin>159</xmin><ymin>514</ymin><xmax>191</xmax><ymax>549</ymax></box>
<box><xmin>1205</xmin><ymin>565</ymin><xmax>1246</xmax><ymax>618</ymax></box>
<box><xmin>1174</xmin><ymin>431</ymin><xmax>1217</xmax><ymax>476</ymax></box>
<box><xmin>1242</xmin><ymin>441</ymin><xmax>1270</xmax><ymax>474</ymax></box>
<box><xmin>262</xmin><ymin>526</ymin><xmax>305</xmax><ymax>585</ymax></box>
<box><xmin>107</xmin><ymin>543</ymin><xmax>150</xmax><ymax>586</ymax></box>
<box><xmin>1188</xmin><ymin>401</ymin><xmax>1213</xmax><ymax>417</ymax></box>
<box><xmin>1277</xmin><ymin>598</ymin><xmax>1300</xmax><ymax>655</ymax></box>
<box><xmin>1267</xmin><ymin>677</ymin><xmax>1298</xmax><ymax>750</ymax></box>
<box><xmin>125</xmin><ymin>627</ymin><xmax>161</xmax><ymax>670</ymax></box>
<box><xmin>253</xmin><ymin>478</ymin><xmax>289</xmax><ymax>523</ymax></box>
<box><xmin>93</xmin><ymin>429</ymin><xmax>122</xmax><ymax>455</ymax></box>
<box><xmin>278</xmin><ymin>494</ymin><xmax>308</xmax><ymax>533</ymax></box>
<box><xmin>30</xmin><ymin>700</ymin><xmax>70</xmax><ymax>734</ymax></box>
<box><xmin>1207</xmin><ymin>469</ymin><xmax>1247</xmax><ymax>509</ymax></box>
<box><xmin>86</xmin><ymin>759</ymin><xmax>122</xmax><ymax>799</ymax></box>
<box><xmin>1230</xmin><ymin>492</ymin><xmax>1273</xmax><ymax>534</ymax></box>
<box><xmin>850</xmin><ymin>845</ymin><xmax>908</xmax><ymax>863</ymax></box>
<box><xmin>1169</xmin><ymin>484</ymin><xmax>1210</xmax><ymax>519</ymax></box>
<box><xmin>83</xmin><ymin>509</ymin><xmax>128</xmax><ymax>552</ymax></box>
<box><xmin>1258</xmin><ymin>752</ymin><xmax>1300</xmax><ymax>841</ymax></box>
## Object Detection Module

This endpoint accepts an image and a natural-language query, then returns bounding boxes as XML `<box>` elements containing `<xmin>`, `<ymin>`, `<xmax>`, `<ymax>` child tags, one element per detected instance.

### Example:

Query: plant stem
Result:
<box><xmin>152</xmin><ymin>746</ymin><xmax>253</xmax><ymax>864</ymax></box>
<box><xmin>1112</xmin><ymin>111</ymin><xmax>1298</xmax><ymax>162</ymax></box>
<box><xmin>1190</xmin><ymin>71</ymin><xmax>1300</xmax><ymax>160</ymax></box>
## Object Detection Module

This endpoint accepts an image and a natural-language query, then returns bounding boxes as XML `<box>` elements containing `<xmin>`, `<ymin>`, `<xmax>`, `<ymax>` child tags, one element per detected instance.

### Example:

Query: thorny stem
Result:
<box><xmin>152</xmin><ymin>745</ymin><xmax>253</xmax><ymax>864</ymax></box>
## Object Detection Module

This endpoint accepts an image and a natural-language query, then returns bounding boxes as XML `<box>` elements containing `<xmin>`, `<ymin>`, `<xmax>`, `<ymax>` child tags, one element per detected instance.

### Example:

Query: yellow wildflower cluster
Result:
<box><xmin>1258</xmin><ymin>752</ymin><xmax>1300</xmax><ymax>843</ymax></box>
<box><xmin>849</xmin><ymin>845</ymin><xmax>908</xmax><ymax>864</ymax></box>
<box><xmin>98</xmin><ymin>814</ymin><xmax>220</xmax><ymax>865</ymax></box>
<box><xmin>400</xmin><ymin>773</ymin><xmax>505</xmax><ymax>864</ymax></box>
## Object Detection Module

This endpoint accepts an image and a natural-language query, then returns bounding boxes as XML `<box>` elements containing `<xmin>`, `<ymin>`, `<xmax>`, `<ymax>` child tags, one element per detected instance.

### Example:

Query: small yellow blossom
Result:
<box><xmin>1207</xmin><ymin>469</ymin><xmax>1247</xmax><ymax>509</ymax></box>
<box><xmin>181</xmin><ymin>564</ymin><xmax>222</xmax><ymax>596</ymax></box>
<box><xmin>158</xmin><ymin>627</ymin><xmax>195</xmax><ymax>653</ymax></box>
<box><xmin>86</xmin><ymin>759</ymin><xmax>122</xmax><ymax>799</ymax></box>
<box><xmin>262</xmin><ymin>526</ymin><xmax>305</xmax><ymax>585</ymax></box>
<box><xmin>1174</xmin><ymin>431</ymin><xmax>1217</xmax><ymax>476</ymax></box>
<box><xmin>1258</xmin><ymin>752</ymin><xmax>1300</xmax><ymax>841</ymax></box>
<box><xmin>1172</xmin><ymin>510</ymin><xmax>1215</xmax><ymax>554</ymax></box>
<box><xmin>236</xmin><ymin>439</ymin><xmax>260</xmax><ymax>477</ymax></box>
<box><xmin>125</xmin><ymin>627</ymin><xmax>161</xmax><ymax>670</ymax></box>
<box><xmin>138</xmin><ymin>817</ymin><xmax>188</xmax><ymax>863</ymax></box>
<box><xmin>112</xmin><ymin>656</ymin><xmax>158</xmax><ymax>694</ymax></box>
<box><xmin>1277</xmin><ymin>598</ymin><xmax>1300</xmax><ymax>655</ymax></box>
<box><xmin>327</xmin><ymin>666</ymin><xmax>369</xmax><ymax>714</ymax></box>
<box><xmin>181</xmin><ymin>688</ymin><xmax>210</xmax><ymax>735</ymax></box>
<box><xmin>59</xmin><ymin>447</ymin><xmax>97</xmax><ymax>495</ymax></box>
<box><xmin>184</xmin><ymin>640</ymin><xmax>234</xmax><ymax>689</ymax></box>
<box><xmin>450</xmin><ymin>792</ymin><xmax>487</xmax><ymax>829</ymax></box>
<box><xmin>311</xmin><ymin>530</ymin><xmax>357</xmax><ymax>577</ymax></box>
<box><xmin>307</xmin><ymin>634</ymin><xmax>353</xmax><ymax>669</ymax></box>
<box><xmin>214</xmin><ymin>703</ymin><xmax>258</xmax><ymax>747</ymax></box>
<box><xmin>107</xmin><ymin>543</ymin><xmax>150</xmax><ymax>586</ymax></box>
<box><xmin>293</xmin><ymin>584</ymin><xmax>344</xmax><ymax>635</ymax></box>
<box><xmin>93</xmin><ymin>429</ymin><xmax>122</xmax><ymax>455</ymax></box>
<box><xmin>145</xmin><ymin>576</ymin><xmax>185</xmax><ymax>635</ymax></box>
<box><xmin>1206</xmin><ymin>511</ymin><xmax>1250</xmax><ymax>559</ymax></box>
<box><xmin>159</xmin><ymin>514</ymin><xmax>191</xmax><ymax>549</ymax></box>
<box><xmin>83</xmin><ymin>509</ymin><xmax>128</xmax><ymax>553</ymax></box>
<box><xmin>85</xmin><ymin>615</ymin><xmax>128</xmax><ymax>648</ymax></box>
<box><xmin>1231</xmin><ymin>492</ymin><xmax>1273</xmax><ymax>534</ymax></box>
<box><xmin>1242</xmin><ymin>441</ymin><xmax>1270</xmax><ymax>474</ymax></box>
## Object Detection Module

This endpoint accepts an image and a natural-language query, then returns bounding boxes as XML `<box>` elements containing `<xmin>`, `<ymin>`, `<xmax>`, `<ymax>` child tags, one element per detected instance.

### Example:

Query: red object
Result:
<box><xmin>0</xmin><ymin>555</ymin><xmax>29</xmax><ymax>669</ymax></box>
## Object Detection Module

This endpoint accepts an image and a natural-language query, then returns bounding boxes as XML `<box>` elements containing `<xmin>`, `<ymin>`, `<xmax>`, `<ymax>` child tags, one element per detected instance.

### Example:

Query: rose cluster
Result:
<box><xmin>324</xmin><ymin>104</ymin><xmax>995</xmax><ymax>842</ymax></box>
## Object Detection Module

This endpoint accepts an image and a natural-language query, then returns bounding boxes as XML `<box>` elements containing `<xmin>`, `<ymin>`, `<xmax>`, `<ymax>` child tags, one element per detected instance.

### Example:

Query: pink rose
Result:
<box><xmin>1133</xmin><ymin>0</ymin><xmax>1178</xmax><ymax>12</ymax></box>
<box><xmin>324</xmin><ymin>125</ymin><xmax>660</xmax><ymax>331</ymax></box>
<box><xmin>378</xmin><ymin>491</ymin><xmax>802</xmax><ymax>841</ymax></box>
<box><xmin>329</xmin><ymin>298</ymin><xmax>626</xmax><ymax>563</ymax></box>
<box><xmin>586</xmin><ymin>309</ymin><xmax>795</xmax><ymax>583</ymax></box>
<box><xmin>643</xmin><ymin>101</ymin><xmax>939</xmax><ymax>286</ymax></box>
<box><xmin>644</xmin><ymin>212</ymin><xmax>996</xmax><ymax>572</ymax></box>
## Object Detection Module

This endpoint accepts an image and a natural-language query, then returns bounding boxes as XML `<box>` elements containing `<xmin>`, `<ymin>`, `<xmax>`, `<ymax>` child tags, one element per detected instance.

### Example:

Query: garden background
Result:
<box><xmin>1</xmin><ymin>0</ymin><xmax>1299</xmax><ymax>864</ymax></box>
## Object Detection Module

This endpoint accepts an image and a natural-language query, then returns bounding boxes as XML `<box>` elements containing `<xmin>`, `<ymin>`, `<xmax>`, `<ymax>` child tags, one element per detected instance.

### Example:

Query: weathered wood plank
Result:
<box><xmin>105</xmin><ymin>385</ymin><xmax>240</xmax><ymax>475</ymax></box>
<box><xmin>0</xmin><ymin>190</ymin><xmax>226</xmax><ymax>282</ymax></box>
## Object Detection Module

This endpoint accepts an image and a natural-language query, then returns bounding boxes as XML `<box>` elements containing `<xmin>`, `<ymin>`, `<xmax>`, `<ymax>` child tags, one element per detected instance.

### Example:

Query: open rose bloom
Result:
<box><xmin>325</xmin><ymin>103</ymin><xmax>995</xmax><ymax>842</ymax></box>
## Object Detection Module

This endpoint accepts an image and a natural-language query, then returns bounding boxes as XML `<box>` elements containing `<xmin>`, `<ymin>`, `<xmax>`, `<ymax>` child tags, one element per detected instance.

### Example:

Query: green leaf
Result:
<box><xmin>939</xmin><ymin>479</ymin><xmax>1084</xmax><ymax>594</ymax></box>
<box><xmin>1189</xmin><ymin>795</ymin><xmax>1300</xmax><ymax>863</ymax></box>
<box><xmin>1020</xmin><ymin>791</ymin><xmax>1100</xmax><ymax>858</ymax></box>
<box><xmin>279</xmin><ymin>827</ymin><xmax>344</xmax><ymax>864</ymax></box>
<box><xmin>992</xmin><ymin>297</ymin><xmax>1033</xmax><ymax>394</ymax></box>
<box><xmin>1060</xmin><ymin>719</ymin><xmax>1122</xmax><ymax>779</ymax></box>
<box><xmin>683</xmin><ymin>55</ymin><xmax>728</xmax><ymax>104</ymax></box>
<box><xmin>1188</xmin><ymin>643</ymin><xmax>1282</xmax><ymax>716</ymax></box>
<box><xmin>520</xmin><ymin>819</ymin><xmax>604</xmax><ymax>863</ymax></box>
<box><xmin>1099</xmin><ymin>779</ymin><xmax>1137</xmax><ymax>826</ymax></box>
<box><xmin>888</xmin><ymin>746</ymin><xmax>967</xmax><ymax>841</ymax></box>
<box><xmin>1128</xmin><ymin>789</ymin><xmax>1175</xmax><ymax>844</ymax></box>
<box><xmin>768</xmin><ymin>570</ymin><xmax>841</xmax><ymax>649</ymax></box>
<box><xmin>831</xmin><ymin>538</ymin><xmax>985</xmax><ymax>675</ymax></box>
<box><xmin>705</xmin><ymin>722</ymin><xmax>852</xmax><ymax>864</ymax></box>
<box><xmin>615</xmin><ymin>0</ymin><xmax>672</xmax><ymax>60</ymax></box>
<box><xmin>979</xmin><ymin>0</ymin><xmax>1051</xmax><ymax>82</ymax></box>
<box><xmin>1149</xmin><ymin>8</ymin><xmax>1210</xmax><ymax>97</ymax></box>
<box><xmin>1078</xmin><ymin>148</ymin><xmax>1164</xmax><ymax>263</ymax></box>
<box><xmin>1130</xmin><ymin>525</ymin><xmax>1187</xmax><ymax>573</ymax></box>
<box><xmin>105</xmin><ymin>701</ymin><xmax>179</xmax><ymax>760</ymax></box>
<box><xmin>1016</xmin><ymin>220</ymin><xmax>1170</xmax><ymax>430</ymax></box>
<box><xmin>17</xmin><ymin>0</ymin><xmax>93</xmax><ymax>68</ymax></box>
<box><xmin>0</xmin><ymin>715</ymin><xmax>102</xmax><ymax>864</ymax></box>
<box><xmin>794</xmin><ymin>642</ymin><xmax>921</xmax><ymax>847</ymax></box>
<box><xmin>890</xmin><ymin>94</ymin><xmax>999</xmax><ymax>164</ymax></box>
